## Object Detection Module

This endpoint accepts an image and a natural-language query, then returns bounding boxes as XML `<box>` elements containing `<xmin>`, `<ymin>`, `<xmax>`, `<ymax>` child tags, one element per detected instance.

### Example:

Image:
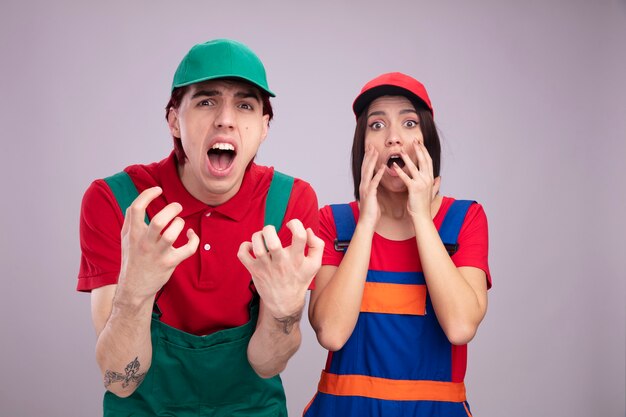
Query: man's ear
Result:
<box><xmin>167</xmin><ymin>108</ymin><xmax>180</xmax><ymax>137</ymax></box>
<box><xmin>260</xmin><ymin>114</ymin><xmax>270</xmax><ymax>143</ymax></box>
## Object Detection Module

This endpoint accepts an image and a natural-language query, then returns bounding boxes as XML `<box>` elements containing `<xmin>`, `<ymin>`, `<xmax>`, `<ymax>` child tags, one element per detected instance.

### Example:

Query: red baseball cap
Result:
<box><xmin>352</xmin><ymin>72</ymin><xmax>433</xmax><ymax>118</ymax></box>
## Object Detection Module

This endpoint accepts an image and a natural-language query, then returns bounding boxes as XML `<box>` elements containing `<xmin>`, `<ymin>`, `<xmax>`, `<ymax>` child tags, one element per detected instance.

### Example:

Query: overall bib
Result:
<box><xmin>304</xmin><ymin>200</ymin><xmax>475</xmax><ymax>417</ymax></box>
<box><xmin>101</xmin><ymin>170</ymin><xmax>293</xmax><ymax>417</ymax></box>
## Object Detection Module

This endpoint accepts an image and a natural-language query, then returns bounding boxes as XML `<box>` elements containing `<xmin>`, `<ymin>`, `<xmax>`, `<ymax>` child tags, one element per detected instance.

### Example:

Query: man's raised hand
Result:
<box><xmin>117</xmin><ymin>187</ymin><xmax>199</xmax><ymax>303</ymax></box>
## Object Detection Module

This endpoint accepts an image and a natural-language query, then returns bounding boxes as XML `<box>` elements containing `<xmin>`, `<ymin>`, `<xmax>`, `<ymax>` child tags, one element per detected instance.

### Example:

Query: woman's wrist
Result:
<box><xmin>410</xmin><ymin>209</ymin><xmax>433</xmax><ymax>228</ymax></box>
<box><xmin>355</xmin><ymin>219</ymin><xmax>377</xmax><ymax>237</ymax></box>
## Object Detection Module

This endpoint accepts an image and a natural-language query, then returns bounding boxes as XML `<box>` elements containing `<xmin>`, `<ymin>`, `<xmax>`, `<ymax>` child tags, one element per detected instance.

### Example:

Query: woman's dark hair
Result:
<box><xmin>165</xmin><ymin>82</ymin><xmax>274</xmax><ymax>164</ymax></box>
<box><xmin>351</xmin><ymin>104</ymin><xmax>440</xmax><ymax>200</ymax></box>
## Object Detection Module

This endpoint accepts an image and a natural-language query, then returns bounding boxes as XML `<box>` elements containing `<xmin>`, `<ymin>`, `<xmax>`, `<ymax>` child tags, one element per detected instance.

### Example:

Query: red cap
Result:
<box><xmin>352</xmin><ymin>72</ymin><xmax>433</xmax><ymax>119</ymax></box>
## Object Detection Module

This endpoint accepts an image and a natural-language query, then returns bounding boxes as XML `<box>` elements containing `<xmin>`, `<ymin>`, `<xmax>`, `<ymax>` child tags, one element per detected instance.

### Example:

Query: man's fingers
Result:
<box><xmin>305</xmin><ymin>228</ymin><xmax>325</xmax><ymax>263</ymax></box>
<box><xmin>159</xmin><ymin>217</ymin><xmax>185</xmax><ymax>247</ymax></box>
<box><xmin>237</xmin><ymin>241</ymin><xmax>255</xmax><ymax>269</ymax></box>
<box><xmin>129</xmin><ymin>186</ymin><xmax>162</xmax><ymax>229</ymax></box>
<box><xmin>286</xmin><ymin>219</ymin><xmax>307</xmax><ymax>256</ymax></box>
<box><xmin>251</xmin><ymin>230</ymin><xmax>270</xmax><ymax>260</ymax></box>
<box><xmin>121</xmin><ymin>207</ymin><xmax>132</xmax><ymax>237</ymax></box>
<box><xmin>173</xmin><ymin>228</ymin><xmax>200</xmax><ymax>262</ymax></box>
<box><xmin>146</xmin><ymin>202</ymin><xmax>183</xmax><ymax>242</ymax></box>
<box><xmin>262</xmin><ymin>225</ymin><xmax>285</xmax><ymax>261</ymax></box>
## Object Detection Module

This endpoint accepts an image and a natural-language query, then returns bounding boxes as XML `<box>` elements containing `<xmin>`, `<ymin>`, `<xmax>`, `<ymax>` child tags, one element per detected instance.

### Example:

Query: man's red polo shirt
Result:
<box><xmin>78</xmin><ymin>152</ymin><xmax>319</xmax><ymax>336</ymax></box>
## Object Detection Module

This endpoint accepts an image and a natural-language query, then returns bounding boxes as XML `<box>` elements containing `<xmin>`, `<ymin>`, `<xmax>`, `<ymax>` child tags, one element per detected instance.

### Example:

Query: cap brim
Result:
<box><xmin>353</xmin><ymin>85</ymin><xmax>430</xmax><ymax>117</ymax></box>
<box><xmin>173</xmin><ymin>74</ymin><xmax>275</xmax><ymax>97</ymax></box>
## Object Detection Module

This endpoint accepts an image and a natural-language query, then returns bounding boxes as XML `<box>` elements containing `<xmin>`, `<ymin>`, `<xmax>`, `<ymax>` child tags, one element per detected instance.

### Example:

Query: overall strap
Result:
<box><xmin>438</xmin><ymin>199</ymin><xmax>474</xmax><ymax>255</ymax></box>
<box><xmin>104</xmin><ymin>171</ymin><xmax>161</xmax><ymax>313</ymax></box>
<box><xmin>249</xmin><ymin>170</ymin><xmax>295</xmax><ymax>303</ymax></box>
<box><xmin>264</xmin><ymin>170</ymin><xmax>294</xmax><ymax>230</ymax></box>
<box><xmin>330</xmin><ymin>204</ymin><xmax>356</xmax><ymax>252</ymax></box>
<box><xmin>105</xmin><ymin>169</ymin><xmax>295</xmax><ymax>230</ymax></box>
<box><xmin>103</xmin><ymin>171</ymin><xmax>149</xmax><ymax>225</ymax></box>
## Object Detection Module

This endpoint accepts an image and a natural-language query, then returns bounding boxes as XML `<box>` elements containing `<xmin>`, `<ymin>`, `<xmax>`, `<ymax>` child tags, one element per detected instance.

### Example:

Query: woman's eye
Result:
<box><xmin>369</xmin><ymin>121</ymin><xmax>384</xmax><ymax>130</ymax></box>
<box><xmin>405</xmin><ymin>120</ymin><xmax>418</xmax><ymax>128</ymax></box>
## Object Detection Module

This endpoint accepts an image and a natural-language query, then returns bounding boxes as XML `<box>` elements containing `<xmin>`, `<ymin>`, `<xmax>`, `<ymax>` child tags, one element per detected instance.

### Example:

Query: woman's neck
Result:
<box><xmin>377</xmin><ymin>189</ymin><xmax>410</xmax><ymax>220</ymax></box>
<box><xmin>374</xmin><ymin>190</ymin><xmax>443</xmax><ymax>240</ymax></box>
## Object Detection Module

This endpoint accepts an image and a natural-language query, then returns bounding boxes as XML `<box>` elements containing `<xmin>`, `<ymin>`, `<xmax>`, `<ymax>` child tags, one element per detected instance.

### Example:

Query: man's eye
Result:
<box><xmin>198</xmin><ymin>99</ymin><xmax>212</xmax><ymax>106</ymax></box>
<box><xmin>239</xmin><ymin>103</ymin><xmax>253</xmax><ymax>110</ymax></box>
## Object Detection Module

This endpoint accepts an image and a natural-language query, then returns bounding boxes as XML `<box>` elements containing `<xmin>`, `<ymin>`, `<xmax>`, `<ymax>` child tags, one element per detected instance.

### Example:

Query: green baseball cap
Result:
<box><xmin>171</xmin><ymin>39</ymin><xmax>275</xmax><ymax>97</ymax></box>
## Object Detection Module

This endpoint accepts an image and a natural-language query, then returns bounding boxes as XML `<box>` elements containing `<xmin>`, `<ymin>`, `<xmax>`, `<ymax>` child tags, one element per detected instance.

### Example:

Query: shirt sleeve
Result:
<box><xmin>77</xmin><ymin>179</ymin><xmax>124</xmax><ymax>292</ymax></box>
<box><xmin>451</xmin><ymin>202</ymin><xmax>492</xmax><ymax>288</ymax></box>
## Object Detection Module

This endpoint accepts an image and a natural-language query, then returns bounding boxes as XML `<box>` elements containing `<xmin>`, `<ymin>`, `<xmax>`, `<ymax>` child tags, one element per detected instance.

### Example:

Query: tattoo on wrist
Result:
<box><xmin>104</xmin><ymin>357</ymin><xmax>147</xmax><ymax>389</ymax></box>
<box><xmin>274</xmin><ymin>311</ymin><xmax>302</xmax><ymax>335</ymax></box>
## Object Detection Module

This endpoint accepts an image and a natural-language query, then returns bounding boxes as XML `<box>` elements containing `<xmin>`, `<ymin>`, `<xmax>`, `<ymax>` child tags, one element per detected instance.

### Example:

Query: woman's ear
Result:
<box><xmin>433</xmin><ymin>176</ymin><xmax>442</xmax><ymax>198</ymax></box>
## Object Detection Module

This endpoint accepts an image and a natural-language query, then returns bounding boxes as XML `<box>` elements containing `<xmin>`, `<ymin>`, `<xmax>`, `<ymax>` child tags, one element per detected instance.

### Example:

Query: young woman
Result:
<box><xmin>304</xmin><ymin>72</ymin><xmax>491</xmax><ymax>417</ymax></box>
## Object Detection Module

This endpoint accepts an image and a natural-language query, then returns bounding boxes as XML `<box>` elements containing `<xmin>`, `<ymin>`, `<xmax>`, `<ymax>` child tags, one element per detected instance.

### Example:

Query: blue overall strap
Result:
<box><xmin>103</xmin><ymin>171</ymin><xmax>149</xmax><ymax>225</ymax></box>
<box><xmin>264</xmin><ymin>170</ymin><xmax>294</xmax><ymax>230</ymax></box>
<box><xmin>438</xmin><ymin>199</ymin><xmax>475</xmax><ymax>255</ymax></box>
<box><xmin>330</xmin><ymin>204</ymin><xmax>356</xmax><ymax>252</ymax></box>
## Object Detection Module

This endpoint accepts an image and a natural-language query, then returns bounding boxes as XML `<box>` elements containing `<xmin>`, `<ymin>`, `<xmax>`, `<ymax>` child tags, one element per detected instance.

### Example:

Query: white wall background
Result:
<box><xmin>1</xmin><ymin>1</ymin><xmax>624</xmax><ymax>416</ymax></box>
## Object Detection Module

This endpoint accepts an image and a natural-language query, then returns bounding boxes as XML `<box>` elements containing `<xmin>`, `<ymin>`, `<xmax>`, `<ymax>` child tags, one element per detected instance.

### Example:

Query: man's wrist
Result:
<box><xmin>272</xmin><ymin>309</ymin><xmax>303</xmax><ymax>335</ymax></box>
<box><xmin>112</xmin><ymin>284</ymin><xmax>155</xmax><ymax>316</ymax></box>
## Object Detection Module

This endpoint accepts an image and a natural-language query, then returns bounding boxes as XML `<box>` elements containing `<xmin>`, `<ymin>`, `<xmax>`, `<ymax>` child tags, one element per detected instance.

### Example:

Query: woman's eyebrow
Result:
<box><xmin>367</xmin><ymin>108</ymin><xmax>416</xmax><ymax>118</ymax></box>
<box><xmin>367</xmin><ymin>110</ymin><xmax>386</xmax><ymax>118</ymax></box>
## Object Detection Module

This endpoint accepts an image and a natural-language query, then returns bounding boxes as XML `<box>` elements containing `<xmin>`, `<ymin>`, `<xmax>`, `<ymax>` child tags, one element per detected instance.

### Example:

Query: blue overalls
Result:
<box><xmin>304</xmin><ymin>200</ymin><xmax>475</xmax><ymax>417</ymax></box>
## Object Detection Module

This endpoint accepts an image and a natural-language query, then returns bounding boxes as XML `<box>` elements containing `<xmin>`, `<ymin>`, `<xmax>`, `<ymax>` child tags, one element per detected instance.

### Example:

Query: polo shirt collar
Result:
<box><xmin>158</xmin><ymin>152</ymin><xmax>261</xmax><ymax>221</ymax></box>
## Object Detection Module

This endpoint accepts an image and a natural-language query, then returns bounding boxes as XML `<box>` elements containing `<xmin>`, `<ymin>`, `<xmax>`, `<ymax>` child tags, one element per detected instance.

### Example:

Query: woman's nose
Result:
<box><xmin>386</xmin><ymin>135</ymin><xmax>402</xmax><ymax>146</ymax></box>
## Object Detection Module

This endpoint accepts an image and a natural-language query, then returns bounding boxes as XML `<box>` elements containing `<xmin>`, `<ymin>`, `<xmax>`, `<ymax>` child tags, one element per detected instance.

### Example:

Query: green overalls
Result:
<box><xmin>101</xmin><ymin>170</ymin><xmax>293</xmax><ymax>417</ymax></box>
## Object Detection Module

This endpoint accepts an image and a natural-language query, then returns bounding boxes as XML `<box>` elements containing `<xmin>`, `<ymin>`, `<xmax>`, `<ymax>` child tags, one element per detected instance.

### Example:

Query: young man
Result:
<box><xmin>77</xmin><ymin>39</ymin><xmax>323</xmax><ymax>417</ymax></box>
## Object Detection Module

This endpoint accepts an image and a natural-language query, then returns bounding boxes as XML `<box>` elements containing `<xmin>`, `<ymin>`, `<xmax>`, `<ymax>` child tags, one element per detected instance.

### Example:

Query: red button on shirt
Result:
<box><xmin>78</xmin><ymin>152</ymin><xmax>319</xmax><ymax>335</ymax></box>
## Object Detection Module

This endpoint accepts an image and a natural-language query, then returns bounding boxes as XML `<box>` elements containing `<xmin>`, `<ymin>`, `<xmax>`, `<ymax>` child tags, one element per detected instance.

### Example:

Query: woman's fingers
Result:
<box><xmin>415</xmin><ymin>140</ymin><xmax>434</xmax><ymax>178</ymax></box>
<box><xmin>370</xmin><ymin>163</ymin><xmax>386</xmax><ymax>189</ymax></box>
<box><xmin>360</xmin><ymin>146</ymin><xmax>381</xmax><ymax>197</ymax></box>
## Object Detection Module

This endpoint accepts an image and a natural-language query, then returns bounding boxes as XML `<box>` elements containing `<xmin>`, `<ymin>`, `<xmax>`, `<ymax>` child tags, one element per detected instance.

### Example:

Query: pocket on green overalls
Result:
<box><xmin>152</xmin><ymin>332</ymin><xmax>251</xmax><ymax>405</ymax></box>
<box><xmin>149</xmin><ymin>314</ymin><xmax>286</xmax><ymax>417</ymax></box>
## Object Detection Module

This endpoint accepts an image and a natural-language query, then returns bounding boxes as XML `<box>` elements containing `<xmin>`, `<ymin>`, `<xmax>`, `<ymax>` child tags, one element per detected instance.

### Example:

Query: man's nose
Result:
<box><xmin>214</xmin><ymin>105</ymin><xmax>235</xmax><ymax>129</ymax></box>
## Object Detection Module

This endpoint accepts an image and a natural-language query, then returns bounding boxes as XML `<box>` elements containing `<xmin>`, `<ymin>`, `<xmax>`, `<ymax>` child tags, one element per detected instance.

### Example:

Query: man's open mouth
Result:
<box><xmin>208</xmin><ymin>143</ymin><xmax>236</xmax><ymax>171</ymax></box>
<box><xmin>387</xmin><ymin>155</ymin><xmax>405</xmax><ymax>169</ymax></box>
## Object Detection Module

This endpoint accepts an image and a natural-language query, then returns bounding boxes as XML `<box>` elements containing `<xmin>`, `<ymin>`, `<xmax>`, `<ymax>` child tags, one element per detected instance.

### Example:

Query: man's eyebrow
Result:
<box><xmin>234</xmin><ymin>89</ymin><xmax>261</xmax><ymax>101</ymax></box>
<box><xmin>191</xmin><ymin>89</ymin><xmax>221</xmax><ymax>99</ymax></box>
<box><xmin>190</xmin><ymin>89</ymin><xmax>261</xmax><ymax>102</ymax></box>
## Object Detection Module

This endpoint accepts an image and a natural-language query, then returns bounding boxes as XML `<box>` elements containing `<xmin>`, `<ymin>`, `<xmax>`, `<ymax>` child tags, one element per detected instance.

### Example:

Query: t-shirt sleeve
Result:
<box><xmin>77</xmin><ymin>179</ymin><xmax>124</xmax><ymax>292</ymax></box>
<box><xmin>451</xmin><ymin>202</ymin><xmax>492</xmax><ymax>289</ymax></box>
